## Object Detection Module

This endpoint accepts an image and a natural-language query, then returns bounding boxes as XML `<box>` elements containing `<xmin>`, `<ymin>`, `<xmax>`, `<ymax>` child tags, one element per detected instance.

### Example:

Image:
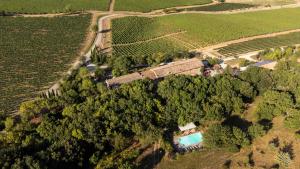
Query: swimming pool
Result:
<box><xmin>178</xmin><ymin>132</ymin><xmax>203</xmax><ymax>147</ymax></box>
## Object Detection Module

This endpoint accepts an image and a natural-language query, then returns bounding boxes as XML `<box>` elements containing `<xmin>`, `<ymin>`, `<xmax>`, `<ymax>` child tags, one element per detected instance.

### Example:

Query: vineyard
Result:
<box><xmin>217</xmin><ymin>32</ymin><xmax>300</xmax><ymax>57</ymax></box>
<box><xmin>0</xmin><ymin>15</ymin><xmax>90</xmax><ymax>113</ymax></box>
<box><xmin>0</xmin><ymin>0</ymin><xmax>109</xmax><ymax>13</ymax></box>
<box><xmin>112</xmin><ymin>17</ymin><xmax>182</xmax><ymax>44</ymax></box>
<box><xmin>112</xmin><ymin>37</ymin><xmax>189</xmax><ymax>57</ymax></box>
<box><xmin>111</xmin><ymin>16</ymin><xmax>192</xmax><ymax>57</ymax></box>
<box><xmin>114</xmin><ymin>0</ymin><xmax>212</xmax><ymax>12</ymax></box>
<box><xmin>184</xmin><ymin>3</ymin><xmax>256</xmax><ymax>11</ymax></box>
<box><xmin>111</xmin><ymin>8</ymin><xmax>300</xmax><ymax>57</ymax></box>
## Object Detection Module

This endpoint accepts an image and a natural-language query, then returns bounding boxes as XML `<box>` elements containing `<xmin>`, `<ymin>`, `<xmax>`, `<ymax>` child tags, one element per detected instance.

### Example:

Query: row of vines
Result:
<box><xmin>0</xmin><ymin>14</ymin><xmax>90</xmax><ymax>113</ymax></box>
<box><xmin>217</xmin><ymin>32</ymin><xmax>300</xmax><ymax>57</ymax></box>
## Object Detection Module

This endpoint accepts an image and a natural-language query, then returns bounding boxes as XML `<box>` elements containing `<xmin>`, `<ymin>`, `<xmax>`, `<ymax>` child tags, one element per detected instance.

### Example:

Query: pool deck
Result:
<box><xmin>173</xmin><ymin>131</ymin><xmax>204</xmax><ymax>152</ymax></box>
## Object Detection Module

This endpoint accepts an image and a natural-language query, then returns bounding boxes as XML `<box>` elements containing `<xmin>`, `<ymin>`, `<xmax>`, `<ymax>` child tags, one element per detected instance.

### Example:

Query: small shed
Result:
<box><xmin>178</xmin><ymin>122</ymin><xmax>196</xmax><ymax>132</ymax></box>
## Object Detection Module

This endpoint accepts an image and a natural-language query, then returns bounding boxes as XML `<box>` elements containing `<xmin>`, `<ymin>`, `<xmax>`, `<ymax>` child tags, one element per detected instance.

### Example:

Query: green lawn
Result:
<box><xmin>0</xmin><ymin>15</ymin><xmax>91</xmax><ymax>113</ymax></box>
<box><xmin>112</xmin><ymin>8</ymin><xmax>300</xmax><ymax>57</ymax></box>
<box><xmin>114</xmin><ymin>0</ymin><xmax>212</xmax><ymax>12</ymax></box>
<box><xmin>0</xmin><ymin>0</ymin><xmax>109</xmax><ymax>13</ymax></box>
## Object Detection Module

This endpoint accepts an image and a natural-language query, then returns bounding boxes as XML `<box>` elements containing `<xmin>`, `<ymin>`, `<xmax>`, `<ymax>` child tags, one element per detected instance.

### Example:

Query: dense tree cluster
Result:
<box><xmin>1</xmin><ymin>47</ymin><xmax>300</xmax><ymax>168</ymax></box>
<box><xmin>259</xmin><ymin>46</ymin><xmax>300</xmax><ymax>61</ymax></box>
<box><xmin>91</xmin><ymin>49</ymin><xmax>195</xmax><ymax>76</ymax></box>
<box><xmin>0</xmin><ymin>65</ymin><xmax>261</xmax><ymax>168</ymax></box>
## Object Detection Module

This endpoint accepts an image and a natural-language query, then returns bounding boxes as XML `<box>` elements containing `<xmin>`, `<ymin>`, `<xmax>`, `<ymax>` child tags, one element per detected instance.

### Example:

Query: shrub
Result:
<box><xmin>276</xmin><ymin>152</ymin><xmax>292</xmax><ymax>168</ymax></box>
<box><xmin>248</xmin><ymin>124</ymin><xmax>266</xmax><ymax>139</ymax></box>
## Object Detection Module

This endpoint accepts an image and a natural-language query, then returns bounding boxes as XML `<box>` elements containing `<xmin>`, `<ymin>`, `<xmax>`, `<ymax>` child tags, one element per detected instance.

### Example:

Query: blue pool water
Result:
<box><xmin>178</xmin><ymin>132</ymin><xmax>203</xmax><ymax>147</ymax></box>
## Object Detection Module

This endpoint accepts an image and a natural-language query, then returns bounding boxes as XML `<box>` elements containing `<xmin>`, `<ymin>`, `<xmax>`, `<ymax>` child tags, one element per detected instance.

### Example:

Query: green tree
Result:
<box><xmin>248</xmin><ymin>124</ymin><xmax>266</xmax><ymax>139</ymax></box>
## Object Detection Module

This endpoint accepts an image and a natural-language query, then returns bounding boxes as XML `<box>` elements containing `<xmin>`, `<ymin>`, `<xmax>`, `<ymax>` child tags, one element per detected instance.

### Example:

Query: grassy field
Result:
<box><xmin>184</xmin><ymin>3</ymin><xmax>256</xmax><ymax>11</ymax></box>
<box><xmin>0</xmin><ymin>0</ymin><xmax>109</xmax><ymax>13</ymax></box>
<box><xmin>112</xmin><ymin>8</ymin><xmax>300</xmax><ymax>57</ymax></box>
<box><xmin>0</xmin><ymin>15</ymin><xmax>91</xmax><ymax>113</ymax></box>
<box><xmin>157</xmin><ymin>150</ymin><xmax>233</xmax><ymax>169</ymax></box>
<box><xmin>114</xmin><ymin>0</ymin><xmax>212</xmax><ymax>12</ymax></box>
<box><xmin>217</xmin><ymin>32</ymin><xmax>300</xmax><ymax>57</ymax></box>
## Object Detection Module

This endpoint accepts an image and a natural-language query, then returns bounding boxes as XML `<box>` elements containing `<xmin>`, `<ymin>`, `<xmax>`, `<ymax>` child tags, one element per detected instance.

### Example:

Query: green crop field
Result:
<box><xmin>184</xmin><ymin>3</ymin><xmax>256</xmax><ymax>11</ymax></box>
<box><xmin>0</xmin><ymin>15</ymin><xmax>90</xmax><ymax>113</ymax></box>
<box><xmin>113</xmin><ymin>37</ymin><xmax>189</xmax><ymax>57</ymax></box>
<box><xmin>217</xmin><ymin>32</ymin><xmax>300</xmax><ymax>57</ymax></box>
<box><xmin>0</xmin><ymin>0</ymin><xmax>109</xmax><ymax>14</ymax></box>
<box><xmin>111</xmin><ymin>16</ymin><xmax>192</xmax><ymax>57</ymax></box>
<box><xmin>114</xmin><ymin>0</ymin><xmax>212</xmax><ymax>12</ymax></box>
<box><xmin>112</xmin><ymin>8</ymin><xmax>300</xmax><ymax>57</ymax></box>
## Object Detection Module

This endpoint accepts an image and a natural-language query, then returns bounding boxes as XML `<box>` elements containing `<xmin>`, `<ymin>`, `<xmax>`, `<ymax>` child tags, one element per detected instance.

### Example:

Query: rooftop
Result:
<box><xmin>106</xmin><ymin>58</ymin><xmax>204</xmax><ymax>87</ymax></box>
<box><xmin>106</xmin><ymin>72</ymin><xmax>144</xmax><ymax>87</ymax></box>
<box><xmin>178</xmin><ymin>122</ymin><xmax>196</xmax><ymax>132</ymax></box>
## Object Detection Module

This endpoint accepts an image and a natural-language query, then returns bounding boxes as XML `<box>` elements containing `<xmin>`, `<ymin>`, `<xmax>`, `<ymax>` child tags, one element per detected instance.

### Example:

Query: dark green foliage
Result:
<box><xmin>248</xmin><ymin>124</ymin><xmax>266</xmax><ymax>139</ymax></box>
<box><xmin>256</xmin><ymin>90</ymin><xmax>294</xmax><ymax>121</ymax></box>
<box><xmin>91</xmin><ymin>49</ymin><xmax>107</xmax><ymax>65</ymax></box>
<box><xmin>261</xmin><ymin>46</ymin><xmax>298</xmax><ymax>61</ymax></box>
<box><xmin>0</xmin><ymin>111</ymin><xmax>6</xmax><ymax>130</ymax></box>
<box><xmin>9</xmin><ymin>57</ymin><xmax>300</xmax><ymax>168</ymax></box>
<box><xmin>206</xmin><ymin>57</ymin><xmax>221</xmax><ymax>66</ymax></box>
<box><xmin>284</xmin><ymin>109</ymin><xmax>300</xmax><ymax>130</ymax></box>
<box><xmin>203</xmin><ymin>124</ymin><xmax>250</xmax><ymax>151</ymax></box>
<box><xmin>157</xmin><ymin>75</ymin><xmax>255</xmax><ymax>125</ymax></box>
<box><xmin>239</xmin><ymin>67</ymin><xmax>273</xmax><ymax>94</ymax></box>
<box><xmin>109</xmin><ymin>51</ymin><xmax>194</xmax><ymax>76</ymax></box>
<box><xmin>0</xmin><ymin>65</ymin><xmax>262</xmax><ymax>168</ymax></box>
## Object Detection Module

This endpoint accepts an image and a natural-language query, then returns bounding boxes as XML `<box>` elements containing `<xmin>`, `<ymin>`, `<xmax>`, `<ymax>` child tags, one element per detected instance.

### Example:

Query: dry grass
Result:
<box><xmin>230</xmin><ymin>116</ymin><xmax>300</xmax><ymax>169</ymax></box>
<box><xmin>243</xmin><ymin>96</ymin><xmax>262</xmax><ymax>122</ymax></box>
<box><xmin>156</xmin><ymin>150</ymin><xmax>233</xmax><ymax>169</ymax></box>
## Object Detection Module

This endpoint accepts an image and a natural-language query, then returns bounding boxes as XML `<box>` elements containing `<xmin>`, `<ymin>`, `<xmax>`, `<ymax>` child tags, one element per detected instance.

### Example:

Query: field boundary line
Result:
<box><xmin>109</xmin><ymin>0</ymin><xmax>115</xmax><ymax>13</ymax></box>
<box><xmin>112</xmin><ymin>31</ymin><xmax>187</xmax><ymax>46</ymax></box>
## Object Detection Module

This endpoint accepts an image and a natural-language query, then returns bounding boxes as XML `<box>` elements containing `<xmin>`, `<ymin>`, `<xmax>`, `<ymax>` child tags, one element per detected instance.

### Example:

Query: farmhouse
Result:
<box><xmin>149</xmin><ymin>58</ymin><xmax>204</xmax><ymax>78</ymax></box>
<box><xmin>106</xmin><ymin>58</ymin><xmax>204</xmax><ymax>87</ymax></box>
